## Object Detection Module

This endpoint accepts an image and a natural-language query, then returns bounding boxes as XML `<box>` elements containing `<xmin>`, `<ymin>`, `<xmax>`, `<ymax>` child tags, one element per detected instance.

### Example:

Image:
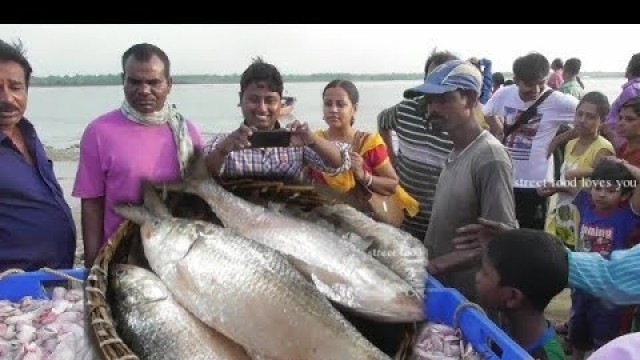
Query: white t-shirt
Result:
<box><xmin>483</xmin><ymin>85</ymin><xmax>578</xmax><ymax>188</ymax></box>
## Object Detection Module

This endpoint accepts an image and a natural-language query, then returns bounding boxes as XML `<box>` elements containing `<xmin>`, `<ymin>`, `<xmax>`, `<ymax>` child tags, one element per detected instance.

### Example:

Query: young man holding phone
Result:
<box><xmin>204</xmin><ymin>58</ymin><xmax>350</xmax><ymax>180</ymax></box>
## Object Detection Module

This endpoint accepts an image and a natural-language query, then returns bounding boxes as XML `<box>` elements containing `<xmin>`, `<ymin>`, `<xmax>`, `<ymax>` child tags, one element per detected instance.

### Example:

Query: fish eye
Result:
<box><xmin>115</xmin><ymin>269</ymin><xmax>126</xmax><ymax>276</ymax></box>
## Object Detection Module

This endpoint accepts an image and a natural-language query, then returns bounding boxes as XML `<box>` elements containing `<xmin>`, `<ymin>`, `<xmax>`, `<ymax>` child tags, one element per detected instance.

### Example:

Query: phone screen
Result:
<box><xmin>248</xmin><ymin>131</ymin><xmax>292</xmax><ymax>148</ymax></box>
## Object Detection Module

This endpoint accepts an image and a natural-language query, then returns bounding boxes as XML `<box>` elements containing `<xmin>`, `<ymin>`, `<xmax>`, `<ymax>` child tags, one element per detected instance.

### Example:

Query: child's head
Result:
<box><xmin>476</xmin><ymin>229</ymin><xmax>568</xmax><ymax>313</ymax></box>
<box><xmin>589</xmin><ymin>159</ymin><xmax>636</xmax><ymax>212</ymax></box>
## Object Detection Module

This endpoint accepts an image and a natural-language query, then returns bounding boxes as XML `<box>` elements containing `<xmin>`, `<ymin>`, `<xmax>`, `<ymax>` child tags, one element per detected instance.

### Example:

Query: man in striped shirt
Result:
<box><xmin>377</xmin><ymin>50</ymin><xmax>459</xmax><ymax>240</ymax></box>
<box><xmin>377</xmin><ymin>51</ymin><xmax>491</xmax><ymax>241</ymax></box>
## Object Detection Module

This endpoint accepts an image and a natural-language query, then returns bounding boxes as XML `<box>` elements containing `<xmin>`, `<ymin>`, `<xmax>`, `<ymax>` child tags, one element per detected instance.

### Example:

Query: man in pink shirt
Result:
<box><xmin>73</xmin><ymin>43</ymin><xmax>203</xmax><ymax>267</ymax></box>
<box><xmin>547</xmin><ymin>57</ymin><xmax>564</xmax><ymax>90</ymax></box>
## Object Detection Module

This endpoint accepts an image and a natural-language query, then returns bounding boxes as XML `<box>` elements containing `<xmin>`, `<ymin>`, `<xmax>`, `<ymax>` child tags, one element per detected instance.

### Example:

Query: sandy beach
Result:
<box><xmin>48</xmin><ymin>148</ymin><xmax>83</xmax><ymax>267</ymax></box>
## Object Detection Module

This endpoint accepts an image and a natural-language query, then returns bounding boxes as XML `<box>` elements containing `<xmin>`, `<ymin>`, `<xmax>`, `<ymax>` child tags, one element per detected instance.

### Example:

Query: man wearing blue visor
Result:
<box><xmin>406</xmin><ymin>59</ymin><xmax>517</xmax><ymax>302</ymax></box>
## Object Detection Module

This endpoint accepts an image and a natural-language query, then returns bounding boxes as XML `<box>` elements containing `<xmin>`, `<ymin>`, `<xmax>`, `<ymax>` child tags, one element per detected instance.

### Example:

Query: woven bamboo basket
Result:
<box><xmin>85</xmin><ymin>219</ymin><xmax>140</xmax><ymax>360</ymax></box>
<box><xmin>84</xmin><ymin>180</ymin><xmax>413</xmax><ymax>360</ymax></box>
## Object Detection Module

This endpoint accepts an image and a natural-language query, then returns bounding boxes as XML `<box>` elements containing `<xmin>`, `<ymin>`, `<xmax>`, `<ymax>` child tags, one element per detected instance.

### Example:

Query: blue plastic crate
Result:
<box><xmin>424</xmin><ymin>277</ymin><xmax>532</xmax><ymax>360</ymax></box>
<box><xmin>0</xmin><ymin>268</ymin><xmax>88</xmax><ymax>302</ymax></box>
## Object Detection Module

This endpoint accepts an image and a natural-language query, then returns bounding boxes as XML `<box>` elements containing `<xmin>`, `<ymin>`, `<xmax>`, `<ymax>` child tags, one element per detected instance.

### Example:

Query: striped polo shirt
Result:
<box><xmin>378</xmin><ymin>97</ymin><xmax>453</xmax><ymax>240</ymax></box>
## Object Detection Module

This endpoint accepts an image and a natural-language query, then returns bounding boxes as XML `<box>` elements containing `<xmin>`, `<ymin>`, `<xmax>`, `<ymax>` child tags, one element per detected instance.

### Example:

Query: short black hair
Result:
<box><xmin>564</xmin><ymin>58</ymin><xmax>582</xmax><ymax>77</ymax></box>
<box><xmin>551</xmin><ymin>58</ymin><xmax>564</xmax><ymax>70</ymax></box>
<box><xmin>424</xmin><ymin>49</ymin><xmax>459</xmax><ymax>76</ymax></box>
<box><xmin>0</xmin><ymin>38</ymin><xmax>32</xmax><ymax>87</ymax></box>
<box><xmin>240</xmin><ymin>57</ymin><xmax>283</xmax><ymax>98</ymax></box>
<box><xmin>591</xmin><ymin>159</ymin><xmax>636</xmax><ymax>195</ymax></box>
<box><xmin>626</xmin><ymin>53</ymin><xmax>640</xmax><ymax>79</ymax></box>
<box><xmin>513</xmin><ymin>52</ymin><xmax>550</xmax><ymax>83</ymax></box>
<box><xmin>487</xmin><ymin>229</ymin><xmax>568</xmax><ymax>312</ymax></box>
<box><xmin>492</xmin><ymin>72</ymin><xmax>505</xmax><ymax>86</ymax></box>
<box><xmin>121</xmin><ymin>43</ymin><xmax>171</xmax><ymax>78</ymax></box>
<box><xmin>579</xmin><ymin>91</ymin><xmax>610</xmax><ymax>120</ymax></box>
<box><xmin>620</xmin><ymin>97</ymin><xmax>640</xmax><ymax>118</ymax></box>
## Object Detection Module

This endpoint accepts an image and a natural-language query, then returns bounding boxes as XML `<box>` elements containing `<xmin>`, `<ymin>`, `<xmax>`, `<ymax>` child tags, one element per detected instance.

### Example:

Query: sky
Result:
<box><xmin>0</xmin><ymin>24</ymin><xmax>637</xmax><ymax>76</ymax></box>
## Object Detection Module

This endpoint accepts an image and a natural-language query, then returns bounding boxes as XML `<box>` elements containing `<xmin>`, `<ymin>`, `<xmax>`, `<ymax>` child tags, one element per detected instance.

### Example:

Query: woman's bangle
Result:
<box><xmin>365</xmin><ymin>172</ymin><xmax>373</xmax><ymax>187</ymax></box>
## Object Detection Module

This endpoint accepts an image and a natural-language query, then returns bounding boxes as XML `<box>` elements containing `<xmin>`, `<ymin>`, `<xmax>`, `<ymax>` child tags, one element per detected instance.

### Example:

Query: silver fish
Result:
<box><xmin>310</xmin><ymin>204</ymin><xmax>429</xmax><ymax>298</ymax></box>
<box><xmin>109</xmin><ymin>263</ymin><xmax>251</xmax><ymax>360</ymax></box>
<box><xmin>114</xmin><ymin>188</ymin><xmax>392</xmax><ymax>360</ymax></box>
<box><xmin>163</xmin><ymin>154</ymin><xmax>424</xmax><ymax>323</ymax></box>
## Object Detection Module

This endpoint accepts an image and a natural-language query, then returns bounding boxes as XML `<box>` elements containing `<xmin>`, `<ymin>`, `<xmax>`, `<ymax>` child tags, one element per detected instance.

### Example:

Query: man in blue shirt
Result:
<box><xmin>0</xmin><ymin>39</ymin><xmax>76</xmax><ymax>272</ymax></box>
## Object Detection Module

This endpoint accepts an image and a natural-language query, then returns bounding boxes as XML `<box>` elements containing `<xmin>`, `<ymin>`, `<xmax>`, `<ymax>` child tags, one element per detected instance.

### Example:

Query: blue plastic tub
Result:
<box><xmin>424</xmin><ymin>277</ymin><xmax>532</xmax><ymax>360</ymax></box>
<box><xmin>0</xmin><ymin>268</ymin><xmax>88</xmax><ymax>302</ymax></box>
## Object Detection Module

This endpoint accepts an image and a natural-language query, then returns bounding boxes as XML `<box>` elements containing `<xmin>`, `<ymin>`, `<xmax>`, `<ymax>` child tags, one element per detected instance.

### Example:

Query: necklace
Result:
<box><xmin>446</xmin><ymin>130</ymin><xmax>487</xmax><ymax>164</ymax></box>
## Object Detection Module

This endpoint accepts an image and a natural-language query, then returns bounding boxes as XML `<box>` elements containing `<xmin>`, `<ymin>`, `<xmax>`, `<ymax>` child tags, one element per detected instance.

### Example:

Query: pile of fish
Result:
<box><xmin>108</xmin><ymin>153</ymin><xmax>431</xmax><ymax>359</ymax></box>
<box><xmin>0</xmin><ymin>287</ymin><xmax>100</xmax><ymax>360</ymax></box>
<box><xmin>413</xmin><ymin>323</ymin><xmax>481</xmax><ymax>360</ymax></box>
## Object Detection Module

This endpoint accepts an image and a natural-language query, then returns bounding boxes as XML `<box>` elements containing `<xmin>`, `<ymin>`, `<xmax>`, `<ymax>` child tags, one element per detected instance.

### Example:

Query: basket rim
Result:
<box><xmin>85</xmin><ymin>220</ymin><xmax>140</xmax><ymax>360</ymax></box>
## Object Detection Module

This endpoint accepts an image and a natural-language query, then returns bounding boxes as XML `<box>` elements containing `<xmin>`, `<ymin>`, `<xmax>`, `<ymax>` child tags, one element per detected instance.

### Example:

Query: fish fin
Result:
<box><xmin>112</xmin><ymin>204</ymin><xmax>152</xmax><ymax>225</ymax></box>
<box><xmin>284</xmin><ymin>255</ymin><xmax>353</xmax><ymax>303</ymax></box>
<box><xmin>141</xmin><ymin>181</ymin><xmax>171</xmax><ymax>218</ymax></box>
<box><xmin>156</xmin><ymin>150</ymin><xmax>210</xmax><ymax>194</ymax></box>
<box><xmin>184</xmin><ymin>149</ymin><xmax>211</xmax><ymax>181</ymax></box>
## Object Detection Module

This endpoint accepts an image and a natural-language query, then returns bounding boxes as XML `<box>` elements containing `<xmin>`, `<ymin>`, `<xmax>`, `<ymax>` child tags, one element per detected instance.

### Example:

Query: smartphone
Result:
<box><xmin>248</xmin><ymin>130</ymin><xmax>292</xmax><ymax>148</ymax></box>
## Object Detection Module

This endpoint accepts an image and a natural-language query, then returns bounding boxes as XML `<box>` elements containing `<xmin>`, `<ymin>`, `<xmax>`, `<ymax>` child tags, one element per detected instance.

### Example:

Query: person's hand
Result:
<box><xmin>537</xmin><ymin>181</ymin><xmax>558</xmax><ymax>197</ymax></box>
<box><xmin>350</xmin><ymin>151</ymin><xmax>366</xmax><ymax>181</ymax></box>
<box><xmin>452</xmin><ymin>217</ymin><xmax>513</xmax><ymax>251</ymax></box>
<box><xmin>287</xmin><ymin>119</ymin><xmax>315</xmax><ymax>146</ymax></box>
<box><xmin>564</xmin><ymin>169</ymin><xmax>580</xmax><ymax>181</ymax></box>
<box><xmin>215</xmin><ymin>124</ymin><xmax>253</xmax><ymax>155</ymax></box>
<box><xmin>601</xmin><ymin>155</ymin><xmax>626</xmax><ymax>166</ymax></box>
<box><xmin>537</xmin><ymin>186</ymin><xmax>557</xmax><ymax>197</ymax></box>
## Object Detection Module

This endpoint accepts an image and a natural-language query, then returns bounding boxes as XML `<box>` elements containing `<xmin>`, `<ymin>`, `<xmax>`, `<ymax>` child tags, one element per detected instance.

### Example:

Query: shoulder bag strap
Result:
<box><xmin>503</xmin><ymin>89</ymin><xmax>554</xmax><ymax>142</ymax></box>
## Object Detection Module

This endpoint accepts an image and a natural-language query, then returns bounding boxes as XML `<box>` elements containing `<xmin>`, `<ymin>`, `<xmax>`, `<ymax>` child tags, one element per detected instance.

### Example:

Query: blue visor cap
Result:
<box><xmin>404</xmin><ymin>60</ymin><xmax>482</xmax><ymax>98</ymax></box>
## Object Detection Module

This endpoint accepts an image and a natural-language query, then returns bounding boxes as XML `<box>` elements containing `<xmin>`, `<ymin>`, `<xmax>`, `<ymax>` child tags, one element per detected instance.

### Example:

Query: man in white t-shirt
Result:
<box><xmin>484</xmin><ymin>52</ymin><xmax>578</xmax><ymax>230</ymax></box>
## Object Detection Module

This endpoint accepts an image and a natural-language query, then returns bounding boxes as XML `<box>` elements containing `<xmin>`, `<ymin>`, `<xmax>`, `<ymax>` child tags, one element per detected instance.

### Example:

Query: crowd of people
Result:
<box><xmin>2</xmin><ymin>37</ymin><xmax>640</xmax><ymax>359</ymax></box>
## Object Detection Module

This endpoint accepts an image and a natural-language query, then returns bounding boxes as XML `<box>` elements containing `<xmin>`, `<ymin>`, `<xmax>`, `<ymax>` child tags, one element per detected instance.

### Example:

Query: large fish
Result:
<box><xmin>114</xmin><ymin>187</ymin><xmax>391</xmax><ymax>360</ymax></box>
<box><xmin>163</xmin><ymin>153</ymin><xmax>424</xmax><ymax>323</ymax></box>
<box><xmin>309</xmin><ymin>204</ymin><xmax>428</xmax><ymax>297</ymax></box>
<box><xmin>108</xmin><ymin>263</ymin><xmax>251</xmax><ymax>360</ymax></box>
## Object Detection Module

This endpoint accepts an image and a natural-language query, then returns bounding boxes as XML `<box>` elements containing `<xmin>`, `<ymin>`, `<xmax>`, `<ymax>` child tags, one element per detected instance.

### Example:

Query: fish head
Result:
<box><xmin>139</xmin><ymin>217</ymin><xmax>174</xmax><ymax>242</ymax></box>
<box><xmin>108</xmin><ymin>264</ymin><xmax>169</xmax><ymax>307</ymax></box>
<box><xmin>140</xmin><ymin>217</ymin><xmax>213</xmax><ymax>272</ymax></box>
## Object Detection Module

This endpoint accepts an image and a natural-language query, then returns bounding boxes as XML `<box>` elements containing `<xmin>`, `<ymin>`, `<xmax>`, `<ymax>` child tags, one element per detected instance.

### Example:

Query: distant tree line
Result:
<box><xmin>29</xmin><ymin>72</ymin><xmax>625</xmax><ymax>87</ymax></box>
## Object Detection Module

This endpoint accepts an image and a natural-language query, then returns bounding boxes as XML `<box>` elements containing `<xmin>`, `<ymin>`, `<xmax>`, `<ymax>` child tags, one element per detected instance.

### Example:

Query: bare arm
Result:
<box><xmin>306</xmin><ymin>135</ymin><xmax>344</xmax><ymax>168</ymax></box>
<box><xmin>205</xmin><ymin>126</ymin><xmax>253</xmax><ymax>176</ymax></box>
<box><xmin>379</xmin><ymin>129</ymin><xmax>397</xmax><ymax>167</ymax></box>
<box><xmin>366</xmin><ymin>161</ymin><xmax>399</xmax><ymax>196</ymax></box>
<box><xmin>485</xmin><ymin>115</ymin><xmax>504</xmax><ymax>140</ymax></box>
<box><xmin>625</xmin><ymin>162</ymin><xmax>640</xmax><ymax>214</ymax></box>
<box><xmin>547</xmin><ymin>127</ymin><xmax>578</xmax><ymax>158</ymax></box>
<box><xmin>81</xmin><ymin>197</ymin><xmax>104</xmax><ymax>268</ymax></box>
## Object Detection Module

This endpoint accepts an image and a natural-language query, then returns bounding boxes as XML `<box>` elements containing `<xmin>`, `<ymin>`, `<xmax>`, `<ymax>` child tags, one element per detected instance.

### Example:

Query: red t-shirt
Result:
<box><xmin>618</xmin><ymin>143</ymin><xmax>640</xmax><ymax>167</ymax></box>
